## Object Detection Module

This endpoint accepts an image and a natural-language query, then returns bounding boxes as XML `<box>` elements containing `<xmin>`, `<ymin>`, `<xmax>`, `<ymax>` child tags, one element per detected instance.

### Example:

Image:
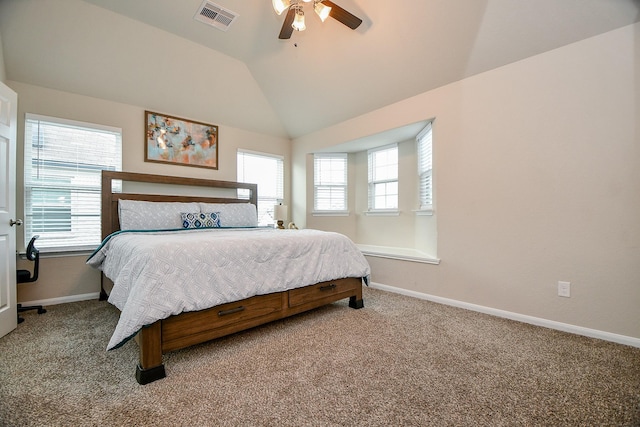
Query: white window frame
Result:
<box><xmin>313</xmin><ymin>153</ymin><xmax>348</xmax><ymax>215</ymax></box>
<box><xmin>237</xmin><ymin>149</ymin><xmax>284</xmax><ymax>226</ymax></box>
<box><xmin>416</xmin><ymin>122</ymin><xmax>433</xmax><ymax>215</ymax></box>
<box><xmin>367</xmin><ymin>143</ymin><xmax>399</xmax><ymax>213</ymax></box>
<box><xmin>23</xmin><ymin>113</ymin><xmax>122</xmax><ymax>252</ymax></box>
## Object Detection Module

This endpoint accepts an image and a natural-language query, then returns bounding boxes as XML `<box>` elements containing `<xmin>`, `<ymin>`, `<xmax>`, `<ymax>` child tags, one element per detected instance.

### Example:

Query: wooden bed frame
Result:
<box><xmin>100</xmin><ymin>171</ymin><xmax>364</xmax><ymax>384</ymax></box>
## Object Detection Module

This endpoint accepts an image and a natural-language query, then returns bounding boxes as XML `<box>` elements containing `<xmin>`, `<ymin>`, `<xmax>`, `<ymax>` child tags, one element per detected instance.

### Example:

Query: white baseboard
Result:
<box><xmin>369</xmin><ymin>282</ymin><xmax>640</xmax><ymax>349</ymax></box>
<box><xmin>22</xmin><ymin>285</ymin><xmax>640</xmax><ymax>349</ymax></box>
<box><xmin>20</xmin><ymin>292</ymin><xmax>101</xmax><ymax>307</ymax></box>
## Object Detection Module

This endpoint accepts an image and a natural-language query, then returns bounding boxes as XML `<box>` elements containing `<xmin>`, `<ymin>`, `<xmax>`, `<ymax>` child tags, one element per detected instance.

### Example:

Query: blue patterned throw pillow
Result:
<box><xmin>181</xmin><ymin>212</ymin><xmax>221</xmax><ymax>229</ymax></box>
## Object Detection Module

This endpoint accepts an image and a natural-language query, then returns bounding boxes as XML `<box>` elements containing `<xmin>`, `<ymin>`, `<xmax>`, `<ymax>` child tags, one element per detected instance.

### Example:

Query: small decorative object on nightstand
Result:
<box><xmin>273</xmin><ymin>204</ymin><xmax>288</xmax><ymax>229</ymax></box>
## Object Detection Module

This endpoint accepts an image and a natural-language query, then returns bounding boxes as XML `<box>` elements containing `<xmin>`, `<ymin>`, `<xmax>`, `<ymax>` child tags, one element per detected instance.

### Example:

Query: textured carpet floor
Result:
<box><xmin>1</xmin><ymin>287</ymin><xmax>639</xmax><ymax>426</ymax></box>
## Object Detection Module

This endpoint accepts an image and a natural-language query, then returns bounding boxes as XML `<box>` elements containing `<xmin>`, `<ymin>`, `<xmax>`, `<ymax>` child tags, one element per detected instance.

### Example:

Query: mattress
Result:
<box><xmin>87</xmin><ymin>227</ymin><xmax>370</xmax><ymax>350</ymax></box>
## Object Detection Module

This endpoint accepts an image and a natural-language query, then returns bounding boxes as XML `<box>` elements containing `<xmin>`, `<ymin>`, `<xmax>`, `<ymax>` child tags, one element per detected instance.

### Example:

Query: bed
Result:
<box><xmin>87</xmin><ymin>171</ymin><xmax>370</xmax><ymax>384</ymax></box>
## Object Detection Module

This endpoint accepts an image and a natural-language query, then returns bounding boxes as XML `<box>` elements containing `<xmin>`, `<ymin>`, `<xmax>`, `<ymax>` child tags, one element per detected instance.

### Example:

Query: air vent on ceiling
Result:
<box><xmin>194</xmin><ymin>1</ymin><xmax>239</xmax><ymax>32</ymax></box>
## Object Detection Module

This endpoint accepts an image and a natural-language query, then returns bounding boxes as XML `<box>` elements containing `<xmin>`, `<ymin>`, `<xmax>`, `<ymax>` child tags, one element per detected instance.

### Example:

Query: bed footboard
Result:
<box><xmin>133</xmin><ymin>277</ymin><xmax>364</xmax><ymax>384</ymax></box>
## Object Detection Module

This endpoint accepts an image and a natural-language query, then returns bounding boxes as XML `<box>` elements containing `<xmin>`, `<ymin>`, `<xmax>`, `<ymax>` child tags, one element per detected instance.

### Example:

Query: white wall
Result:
<box><xmin>10</xmin><ymin>81</ymin><xmax>291</xmax><ymax>303</ymax></box>
<box><xmin>292</xmin><ymin>23</ymin><xmax>640</xmax><ymax>339</ymax></box>
<box><xmin>0</xmin><ymin>31</ymin><xmax>6</xmax><ymax>82</ymax></box>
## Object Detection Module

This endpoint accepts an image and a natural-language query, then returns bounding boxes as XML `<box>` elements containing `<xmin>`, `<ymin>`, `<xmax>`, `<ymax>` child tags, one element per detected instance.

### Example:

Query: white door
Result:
<box><xmin>0</xmin><ymin>81</ymin><xmax>18</xmax><ymax>339</ymax></box>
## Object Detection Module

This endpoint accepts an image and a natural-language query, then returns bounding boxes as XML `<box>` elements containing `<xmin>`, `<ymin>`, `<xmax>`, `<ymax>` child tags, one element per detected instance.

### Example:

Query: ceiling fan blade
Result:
<box><xmin>278</xmin><ymin>8</ymin><xmax>295</xmax><ymax>39</ymax></box>
<box><xmin>322</xmin><ymin>1</ymin><xmax>362</xmax><ymax>30</ymax></box>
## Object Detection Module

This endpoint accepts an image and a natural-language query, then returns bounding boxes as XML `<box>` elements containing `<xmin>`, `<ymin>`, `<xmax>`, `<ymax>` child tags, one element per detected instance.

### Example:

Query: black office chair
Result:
<box><xmin>17</xmin><ymin>235</ymin><xmax>46</xmax><ymax>324</ymax></box>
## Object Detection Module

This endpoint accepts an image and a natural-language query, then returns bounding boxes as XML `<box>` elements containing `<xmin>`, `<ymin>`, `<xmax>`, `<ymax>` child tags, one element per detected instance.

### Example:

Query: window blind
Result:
<box><xmin>237</xmin><ymin>149</ymin><xmax>284</xmax><ymax>226</ymax></box>
<box><xmin>313</xmin><ymin>153</ymin><xmax>347</xmax><ymax>211</ymax></box>
<box><xmin>417</xmin><ymin>122</ymin><xmax>433</xmax><ymax>209</ymax></box>
<box><xmin>368</xmin><ymin>144</ymin><xmax>398</xmax><ymax>210</ymax></box>
<box><xmin>23</xmin><ymin>113</ymin><xmax>122</xmax><ymax>251</ymax></box>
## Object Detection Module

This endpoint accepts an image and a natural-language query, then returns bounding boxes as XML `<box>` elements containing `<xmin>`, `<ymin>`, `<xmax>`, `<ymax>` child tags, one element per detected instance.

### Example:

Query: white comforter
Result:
<box><xmin>87</xmin><ymin>228</ymin><xmax>370</xmax><ymax>350</ymax></box>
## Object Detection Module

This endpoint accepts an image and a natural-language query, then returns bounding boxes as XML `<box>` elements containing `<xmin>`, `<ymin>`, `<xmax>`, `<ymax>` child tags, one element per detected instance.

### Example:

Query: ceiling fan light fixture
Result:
<box><xmin>276</xmin><ymin>0</ymin><xmax>361</xmax><ymax>39</ymax></box>
<box><xmin>292</xmin><ymin>8</ymin><xmax>306</xmax><ymax>31</ymax></box>
<box><xmin>272</xmin><ymin>0</ymin><xmax>291</xmax><ymax>15</ymax></box>
<box><xmin>314</xmin><ymin>2</ymin><xmax>332</xmax><ymax>22</ymax></box>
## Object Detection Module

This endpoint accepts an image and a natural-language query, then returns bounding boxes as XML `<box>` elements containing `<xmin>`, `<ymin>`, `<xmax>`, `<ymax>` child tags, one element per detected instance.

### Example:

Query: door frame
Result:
<box><xmin>0</xmin><ymin>81</ymin><xmax>18</xmax><ymax>338</ymax></box>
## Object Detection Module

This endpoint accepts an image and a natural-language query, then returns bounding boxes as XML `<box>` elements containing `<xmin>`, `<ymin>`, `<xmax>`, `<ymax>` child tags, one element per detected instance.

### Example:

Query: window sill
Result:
<box><xmin>414</xmin><ymin>208</ymin><xmax>434</xmax><ymax>216</ymax></box>
<box><xmin>19</xmin><ymin>249</ymin><xmax>95</xmax><ymax>259</ymax></box>
<box><xmin>364</xmin><ymin>210</ymin><xmax>400</xmax><ymax>216</ymax></box>
<box><xmin>312</xmin><ymin>210</ymin><xmax>350</xmax><ymax>217</ymax></box>
<box><xmin>356</xmin><ymin>244</ymin><xmax>440</xmax><ymax>264</ymax></box>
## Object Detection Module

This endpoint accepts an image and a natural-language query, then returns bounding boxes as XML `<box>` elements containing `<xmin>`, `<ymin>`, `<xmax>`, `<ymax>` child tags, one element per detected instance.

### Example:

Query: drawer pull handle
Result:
<box><xmin>218</xmin><ymin>306</ymin><xmax>245</xmax><ymax>316</ymax></box>
<box><xmin>320</xmin><ymin>284</ymin><xmax>337</xmax><ymax>291</ymax></box>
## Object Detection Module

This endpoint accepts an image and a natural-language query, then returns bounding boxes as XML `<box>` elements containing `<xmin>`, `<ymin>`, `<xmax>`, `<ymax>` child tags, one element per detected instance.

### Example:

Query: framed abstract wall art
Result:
<box><xmin>145</xmin><ymin>111</ymin><xmax>219</xmax><ymax>170</ymax></box>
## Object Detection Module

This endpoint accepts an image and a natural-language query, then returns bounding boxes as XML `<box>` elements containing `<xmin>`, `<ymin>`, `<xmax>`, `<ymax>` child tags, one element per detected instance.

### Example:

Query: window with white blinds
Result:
<box><xmin>23</xmin><ymin>113</ymin><xmax>122</xmax><ymax>252</ymax></box>
<box><xmin>368</xmin><ymin>144</ymin><xmax>398</xmax><ymax>210</ymax></box>
<box><xmin>313</xmin><ymin>153</ymin><xmax>347</xmax><ymax>212</ymax></box>
<box><xmin>237</xmin><ymin>149</ymin><xmax>284</xmax><ymax>226</ymax></box>
<box><xmin>417</xmin><ymin>122</ymin><xmax>433</xmax><ymax>210</ymax></box>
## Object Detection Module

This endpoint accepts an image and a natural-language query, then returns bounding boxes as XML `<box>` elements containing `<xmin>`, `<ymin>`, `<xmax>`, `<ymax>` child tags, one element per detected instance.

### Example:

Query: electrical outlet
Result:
<box><xmin>558</xmin><ymin>281</ymin><xmax>571</xmax><ymax>298</ymax></box>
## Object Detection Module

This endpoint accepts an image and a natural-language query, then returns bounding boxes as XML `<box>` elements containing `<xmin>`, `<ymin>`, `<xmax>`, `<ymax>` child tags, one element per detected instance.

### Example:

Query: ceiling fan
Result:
<box><xmin>272</xmin><ymin>0</ymin><xmax>363</xmax><ymax>40</ymax></box>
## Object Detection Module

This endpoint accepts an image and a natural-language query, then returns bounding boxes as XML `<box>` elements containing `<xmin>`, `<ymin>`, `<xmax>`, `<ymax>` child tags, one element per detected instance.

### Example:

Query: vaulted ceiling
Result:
<box><xmin>1</xmin><ymin>0</ymin><xmax>638</xmax><ymax>139</ymax></box>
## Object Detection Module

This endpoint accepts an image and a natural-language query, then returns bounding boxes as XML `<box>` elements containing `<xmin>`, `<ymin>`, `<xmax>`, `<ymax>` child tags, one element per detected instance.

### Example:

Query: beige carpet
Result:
<box><xmin>1</xmin><ymin>287</ymin><xmax>639</xmax><ymax>426</ymax></box>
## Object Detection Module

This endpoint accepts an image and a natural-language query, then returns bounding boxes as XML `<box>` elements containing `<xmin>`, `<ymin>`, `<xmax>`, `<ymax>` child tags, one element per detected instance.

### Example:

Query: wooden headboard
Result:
<box><xmin>101</xmin><ymin>171</ymin><xmax>258</xmax><ymax>239</ymax></box>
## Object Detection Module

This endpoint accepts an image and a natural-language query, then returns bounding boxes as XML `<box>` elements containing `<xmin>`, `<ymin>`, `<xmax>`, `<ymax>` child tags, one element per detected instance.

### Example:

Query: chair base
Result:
<box><xmin>17</xmin><ymin>304</ymin><xmax>46</xmax><ymax>324</ymax></box>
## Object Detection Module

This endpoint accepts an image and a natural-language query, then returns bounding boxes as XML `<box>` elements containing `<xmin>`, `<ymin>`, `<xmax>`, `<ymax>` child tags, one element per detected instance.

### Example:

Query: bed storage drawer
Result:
<box><xmin>288</xmin><ymin>278</ymin><xmax>360</xmax><ymax>308</ymax></box>
<box><xmin>161</xmin><ymin>292</ymin><xmax>284</xmax><ymax>352</ymax></box>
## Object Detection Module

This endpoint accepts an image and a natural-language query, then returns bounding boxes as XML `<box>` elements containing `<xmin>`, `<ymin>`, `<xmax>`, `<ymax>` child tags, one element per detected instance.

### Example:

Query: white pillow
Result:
<box><xmin>118</xmin><ymin>200</ymin><xmax>201</xmax><ymax>230</ymax></box>
<box><xmin>198</xmin><ymin>203</ymin><xmax>258</xmax><ymax>227</ymax></box>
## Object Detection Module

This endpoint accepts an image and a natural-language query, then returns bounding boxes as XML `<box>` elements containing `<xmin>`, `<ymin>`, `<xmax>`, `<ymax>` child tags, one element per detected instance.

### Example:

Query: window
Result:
<box><xmin>313</xmin><ymin>153</ymin><xmax>347</xmax><ymax>212</ymax></box>
<box><xmin>237</xmin><ymin>150</ymin><xmax>284</xmax><ymax>226</ymax></box>
<box><xmin>368</xmin><ymin>144</ymin><xmax>398</xmax><ymax>210</ymax></box>
<box><xmin>24</xmin><ymin>114</ymin><xmax>122</xmax><ymax>252</ymax></box>
<box><xmin>417</xmin><ymin>122</ymin><xmax>433</xmax><ymax>211</ymax></box>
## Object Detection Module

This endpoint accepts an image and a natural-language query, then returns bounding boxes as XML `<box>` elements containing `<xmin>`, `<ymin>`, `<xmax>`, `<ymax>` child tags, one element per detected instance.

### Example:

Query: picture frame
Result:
<box><xmin>145</xmin><ymin>110</ymin><xmax>218</xmax><ymax>170</ymax></box>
